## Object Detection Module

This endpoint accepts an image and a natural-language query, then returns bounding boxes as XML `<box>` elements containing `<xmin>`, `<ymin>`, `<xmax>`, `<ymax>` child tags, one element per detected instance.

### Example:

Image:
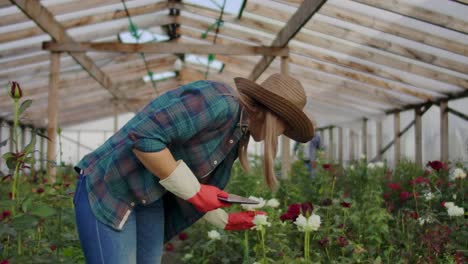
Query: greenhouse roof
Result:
<box><xmin>0</xmin><ymin>0</ymin><xmax>467</xmax><ymax>128</ymax></box>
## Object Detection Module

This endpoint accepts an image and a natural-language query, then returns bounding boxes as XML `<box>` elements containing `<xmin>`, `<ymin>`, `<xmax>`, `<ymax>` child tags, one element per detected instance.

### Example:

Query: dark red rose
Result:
<box><xmin>318</xmin><ymin>237</ymin><xmax>329</xmax><ymax>247</ymax></box>
<box><xmin>340</xmin><ymin>202</ymin><xmax>351</xmax><ymax>208</ymax></box>
<box><xmin>280</xmin><ymin>202</ymin><xmax>313</xmax><ymax>221</ymax></box>
<box><xmin>1</xmin><ymin>210</ymin><xmax>11</xmax><ymax>220</ymax></box>
<box><xmin>8</xmin><ymin>192</ymin><xmax>12</xmax><ymax>200</ymax></box>
<box><xmin>178</xmin><ymin>232</ymin><xmax>188</xmax><ymax>241</ymax></box>
<box><xmin>322</xmin><ymin>164</ymin><xmax>332</xmax><ymax>170</ymax></box>
<box><xmin>164</xmin><ymin>243</ymin><xmax>174</xmax><ymax>252</ymax></box>
<box><xmin>43</xmin><ymin>178</ymin><xmax>48</xmax><ymax>184</ymax></box>
<box><xmin>37</xmin><ymin>188</ymin><xmax>44</xmax><ymax>194</ymax></box>
<box><xmin>50</xmin><ymin>244</ymin><xmax>57</xmax><ymax>251</ymax></box>
<box><xmin>1</xmin><ymin>259</ymin><xmax>9</xmax><ymax>264</ymax></box>
<box><xmin>337</xmin><ymin>236</ymin><xmax>349</xmax><ymax>247</ymax></box>
<box><xmin>9</xmin><ymin>81</ymin><xmax>22</xmax><ymax>99</ymax></box>
<box><xmin>387</xmin><ymin>182</ymin><xmax>402</xmax><ymax>191</ymax></box>
<box><xmin>408</xmin><ymin>211</ymin><xmax>419</xmax><ymax>219</ymax></box>
<box><xmin>427</xmin><ymin>161</ymin><xmax>445</xmax><ymax>171</ymax></box>
<box><xmin>409</xmin><ymin>176</ymin><xmax>430</xmax><ymax>185</ymax></box>
<box><xmin>320</xmin><ymin>199</ymin><xmax>332</xmax><ymax>206</ymax></box>
<box><xmin>400</xmin><ymin>191</ymin><xmax>412</xmax><ymax>202</ymax></box>
<box><xmin>383</xmin><ymin>193</ymin><xmax>390</xmax><ymax>200</ymax></box>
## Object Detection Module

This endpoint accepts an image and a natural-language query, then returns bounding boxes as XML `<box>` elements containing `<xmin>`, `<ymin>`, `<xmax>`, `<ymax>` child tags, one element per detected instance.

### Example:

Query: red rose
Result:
<box><xmin>340</xmin><ymin>202</ymin><xmax>352</xmax><ymax>208</ymax></box>
<box><xmin>427</xmin><ymin>161</ymin><xmax>445</xmax><ymax>171</ymax></box>
<box><xmin>318</xmin><ymin>237</ymin><xmax>329</xmax><ymax>247</ymax></box>
<box><xmin>400</xmin><ymin>191</ymin><xmax>411</xmax><ymax>202</ymax></box>
<box><xmin>1</xmin><ymin>259</ymin><xmax>9</xmax><ymax>264</ymax></box>
<box><xmin>383</xmin><ymin>193</ymin><xmax>390</xmax><ymax>200</ymax></box>
<box><xmin>37</xmin><ymin>188</ymin><xmax>44</xmax><ymax>194</ymax></box>
<box><xmin>337</xmin><ymin>236</ymin><xmax>349</xmax><ymax>247</ymax></box>
<box><xmin>178</xmin><ymin>232</ymin><xmax>188</xmax><ymax>241</ymax></box>
<box><xmin>164</xmin><ymin>243</ymin><xmax>174</xmax><ymax>252</ymax></box>
<box><xmin>388</xmin><ymin>182</ymin><xmax>402</xmax><ymax>191</ymax></box>
<box><xmin>408</xmin><ymin>211</ymin><xmax>419</xmax><ymax>219</ymax></box>
<box><xmin>50</xmin><ymin>244</ymin><xmax>57</xmax><ymax>251</ymax></box>
<box><xmin>280</xmin><ymin>202</ymin><xmax>314</xmax><ymax>221</ymax></box>
<box><xmin>1</xmin><ymin>210</ymin><xmax>11</xmax><ymax>220</ymax></box>
<box><xmin>322</xmin><ymin>164</ymin><xmax>332</xmax><ymax>171</ymax></box>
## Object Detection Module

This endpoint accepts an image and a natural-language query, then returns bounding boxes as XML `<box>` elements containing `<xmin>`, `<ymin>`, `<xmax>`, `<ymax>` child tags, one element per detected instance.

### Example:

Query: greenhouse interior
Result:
<box><xmin>0</xmin><ymin>0</ymin><xmax>467</xmax><ymax>263</ymax></box>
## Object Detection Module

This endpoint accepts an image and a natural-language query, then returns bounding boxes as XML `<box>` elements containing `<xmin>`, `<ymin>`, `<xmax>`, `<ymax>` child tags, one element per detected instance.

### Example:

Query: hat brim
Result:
<box><xmin>234</xmin><ymin>77</ymin><xmax>314</xmax><ymax>143</ymax></box>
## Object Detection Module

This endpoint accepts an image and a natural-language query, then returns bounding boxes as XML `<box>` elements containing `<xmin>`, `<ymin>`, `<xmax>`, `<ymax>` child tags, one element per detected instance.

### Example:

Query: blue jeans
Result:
<box><xmin>74</xmin><ymin>174</ymin><xmax>165</xmax><ymax>264</ymax></box>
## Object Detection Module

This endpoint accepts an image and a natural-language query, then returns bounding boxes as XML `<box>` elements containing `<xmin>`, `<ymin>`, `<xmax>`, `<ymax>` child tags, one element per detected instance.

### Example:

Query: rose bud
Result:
<box><xmin>9</xmin><ymin>81</ymin><xmax>22</xmax><ymax>100</ymax></box>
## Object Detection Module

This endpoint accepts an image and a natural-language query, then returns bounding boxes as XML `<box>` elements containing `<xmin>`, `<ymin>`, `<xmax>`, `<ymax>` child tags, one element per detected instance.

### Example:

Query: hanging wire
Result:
<box><xmin>121</xmin><ymin>0</ymin><xmax>158</xmax><ymax>93</ymax></box>
<box><xmin>203</xmin><ymin>0</ymin><xmax>226</xmax><ymax>79</ymax></box>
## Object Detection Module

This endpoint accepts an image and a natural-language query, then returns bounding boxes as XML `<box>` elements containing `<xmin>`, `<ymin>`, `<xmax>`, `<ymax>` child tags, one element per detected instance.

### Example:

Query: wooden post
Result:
<box><xmin>77</xmin><ymin>130</ymin><xmax>81</xmax><ymax>162</ymax></box>
<box><xmin>328</xmin><ymin>127</ymin><xmax>334</xmax><ymax>161</ymax></box>
<box><xmin>338</xmin><ymin>127</ymin><xmax>343</xmax><ymax>165</ymax></box>
<box><xmin>349</xmin><ymin>129</ymin><xmax>355</xmax><ymax>161</ymax></box>
<box><xmin>376</xmin><ymin>121</ymin><xmax>382</xmax><ymax>161</ymax></box>
<box><xmin>281</xmin><ymin>55</ymin><xmax>291</xmax><ymax>179</ymax></box>
<box><xmin>394</xmin><ymin>112</ymin><xmax>401</xmax><ymax>166</ymax></box>
<box><xmin>440</xmin><ymin>100</ymin><xmax>449</xmax><ymax>162</ymax></box>
<box><xmin>415</xmin><ymin>107</ymin><xmax>423</xmax><ymax>167</ymax></box>
<box><xmin>113</xmin><ymin>103</ymin><xmax>119</xmax><ymax>133</ymax></box>
<box><xmin>362</xmin><ymin>118</ymin><xmax>367</xmax><ymax>162</ymax></box>
<box><xmin>47</xmin><ymin>52</ymin><xmax>61</xmax><ymax>179</ymax></box>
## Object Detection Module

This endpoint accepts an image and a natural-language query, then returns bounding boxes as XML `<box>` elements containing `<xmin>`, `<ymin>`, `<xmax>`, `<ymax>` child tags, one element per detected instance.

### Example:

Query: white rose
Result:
<box><xmin>207</xmin><ymin>230</ymin><xmax>221</xmax><ymax>240</ymax></box>
<box><xmin>447</xmin><ymin>205</ymin><xmax>464</xmax><ymax>217</ymax></box>
<box><xmin>424</xmin><ymin>192</ymin><xmax>434</xmax><ymax>201</ymax></box>
<box><xmin>241</xmin><ymin>196</ymin><xmax>266</xmax><ymax>211</ymax></box>
<box><xmin>450</xmin><ymin>168</ymin><xmax>466</xmax><ymax>180</ymax></box>
<box><xmin>375</xmin><ymin>161</ymin><xmax>384</xmax><ymax>168</ymax></box>
<box><xmin>251</xmin><ymin>214</ymin><xmax>271</xmax><ymax>230</ymax></box>
<box><xmin>367</xmin><ymin>163</ymin><xmax>375</xmax><ymax>169</ymax></box>
<box><xmin>294</xmin><ymin>214</ymin><xmax>321</xmax><ymax>232</ymax></box>
<box><xmin>266</xmin><ymin>198</ymin><xmax>280</xmax><ymax>208</ymax></box>
<box><xmin>360</xmin><ymin>154</ymin><xmax>366</xmax><ymax>160</ymax></box>
<box><xmin>444</xmin><ymin>202</ymin><xmax>455</xmax><ymax>208</ymax></box>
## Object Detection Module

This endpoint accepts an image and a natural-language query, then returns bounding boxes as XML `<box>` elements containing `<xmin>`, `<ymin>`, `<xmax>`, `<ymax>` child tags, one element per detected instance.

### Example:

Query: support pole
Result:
<box><xmin>349</xmin><ymin>129</ymin><xmax>355</xmax><ymax>161</ymax></box>
<box><xmin>47</xmin><ymin>52</ymin><xmax>61</xmax><ymax>180</ymax></box>
<box><xmin>362</xmin><ymin>118</ymin><xmax>367</xmax><ymax>162</ymax></box>
<box><xmin>394</xmin><ymin>112</ymin><xmax>401</xmax><ymax>166</ymax></box>
<box><xmin>328</xmin><ymin>127</ymin><xmax>334</xmax><ymax>161</ymax></box>
<box><xmin>415</xmin><ymin>107</ymin><xmax>423</xmax><ymax>167</ymax></box>
<box><xmin>281</xmin><ymin>55</ymin><xmax>291</xmax><ymax>179</ymax></box>
<box><xmin>376</xmin><ymin>121</ymin><xmax>382</xmax><ymax>161</ymax></box>
<box><xmin>113</xmin><ymin>104</ymin><xmax>119</xmax><ymax>133</ymax></box>
<box><xmin>338</xmin><ymin>127</ymin><xmax>343</xmax><ymax>165</ymax></box>
<box><xmin>440</xmin><ymin>100</ymin><xmax>449</xmax><ymax>162</ymax></box>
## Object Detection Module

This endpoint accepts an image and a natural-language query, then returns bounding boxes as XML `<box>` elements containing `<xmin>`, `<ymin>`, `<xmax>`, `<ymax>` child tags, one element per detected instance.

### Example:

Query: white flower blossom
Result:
<box><xmin>367</xmin><ymin>163</ymin><xmax>376</xmax><ymax>169</ymax></box>
<box><xmin>424</xmin><ymin>192</ymin><xmax>434</xmax><ymax>201</ymax></box>
<box><xmin>293</xmin><ymin>214</ymin><xmax>321</xmax><ymax>232</ymax></box>
<box><xmin>182</xmin><ymin>253</ymin><xmax>193</xmax><ymax>261</ymax></box>
<box><xmin>418</xmin><ymin>215</ymin><xmax>434</xmax><ymax>226</ymax></box>
<box><xmin>360</xmin><ymin>154</ymin><xmax>366</xmax><ymax>160</ymax></box>
<box><xmin>444</xmin><ymin>202</ymin><xmax>455</xmax><ymax>208</ymax></box>
<box><xmin>207</xmin><ymin>230</ymin><xmax>221</xmax><ymax>240</ymax></box>
<box><xmin>447</xmin><ymin>205</ymin><xmax>464</xmax><ymax>217</ymax></box>
<box><xmin>349</xmin><ymin>165</ymin><xmax>355</xmax><ymax>170</ymax></box>
<box><xmin>453</xmin><ymin>194</ymin><xmax>457</xmax><ymax>200</ymax></box>
<box><xmin>375</xmin><ymin>161</ymin><xmax>385</xmax><ymax>168</ymax></box>
<box><xmin>450</xmin><ymin>168</ymin><xmax>466</xmax><ymax>180</ymax></box>
<box><xmin>241</xmin><ymin>196</ymin><xmax>266</xmax><ymax>211</ymax></box>
<box><xmin>251</xmin><ymin>214</ymin><xmax>271</xmax><ymax>230</ymax></box>
<box><xmin>266</xmin><ymin>198</ymin><xmax>280</xmax><ymax>208</ymax></box>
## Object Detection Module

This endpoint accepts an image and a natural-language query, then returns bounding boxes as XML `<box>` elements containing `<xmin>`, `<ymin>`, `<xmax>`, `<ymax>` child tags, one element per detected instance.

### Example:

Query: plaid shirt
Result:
<box><xmin>76</xmin><ymin>80</ymin><xmax>244</xmax><ymax>241</ymax></box>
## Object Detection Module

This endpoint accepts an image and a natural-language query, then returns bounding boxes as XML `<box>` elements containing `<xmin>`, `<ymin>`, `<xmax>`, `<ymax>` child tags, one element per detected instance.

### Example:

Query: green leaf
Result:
<box><xmin>11</xmin><ymin>214</ymin><xmax>38</xmax><ymax>229</ymax></box>
<box><xmin>0</xmin><ymin>138</ymin><xmax>7</xmax><ymax>147</ymax></box>
<box><xmin>18</xmin><ymin>99</ymin><xmax>32</xmax><ymax>116</ymax></box>
<box><xmin>6</xmin><ymin>158</ymin><xmax>16</xmax><ymax>170</ymax></box>
<box><xmin>22</xmin><ymin>197</ymin><xmax>33</xmax><ymax>213</ymax></box>
<box><xmin>23</xmin><ymin>133</ymin><xmax>36</xmax><ymax>154</ymax></box>
<box><xmin>201</xmin><ymin>32</ymin><xmax>207</xmax><ymax>39</ymax></box>
<box><xmin>30</xmin><ymin>203</ymin><xmax>56</xmax><ymax>218</ymax></box>
<box><xmin>0</xmin><ymin>223</ymin><xmax>17</xmax><ymax>237</ymax></box>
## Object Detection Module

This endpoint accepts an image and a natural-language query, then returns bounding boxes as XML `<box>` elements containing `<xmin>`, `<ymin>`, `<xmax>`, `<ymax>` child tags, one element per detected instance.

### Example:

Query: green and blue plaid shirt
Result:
<box><xmin>76</xmin><ymin>80</ymin><xmax>244</xmax><ymax>241</ymax></box>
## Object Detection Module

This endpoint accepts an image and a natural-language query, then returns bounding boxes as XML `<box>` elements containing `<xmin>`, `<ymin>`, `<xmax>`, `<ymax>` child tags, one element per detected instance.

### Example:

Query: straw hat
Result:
<box><xmin>234</xmin><ymin>73</ymin><xmax>314</xmax><ymax>143</ymax></box>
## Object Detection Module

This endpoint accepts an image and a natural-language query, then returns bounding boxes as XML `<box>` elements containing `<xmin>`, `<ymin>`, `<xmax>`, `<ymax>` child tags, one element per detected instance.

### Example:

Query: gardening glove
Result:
<box><xmin>203</xmin><ymin>209</ymin><xmax>267</xmax><ymax>231</ymax></box>
<box><xmin>159</xmin><ymin>160</ymin><xmax>231</xmax><ymax>212</ymax></box>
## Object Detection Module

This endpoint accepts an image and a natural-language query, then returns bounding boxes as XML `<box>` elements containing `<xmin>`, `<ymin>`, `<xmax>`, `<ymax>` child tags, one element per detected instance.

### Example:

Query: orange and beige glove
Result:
<box><xmin>159</xmin><ymin>160</ymin><xmax>231</xmax><ymax>212</ymax></box>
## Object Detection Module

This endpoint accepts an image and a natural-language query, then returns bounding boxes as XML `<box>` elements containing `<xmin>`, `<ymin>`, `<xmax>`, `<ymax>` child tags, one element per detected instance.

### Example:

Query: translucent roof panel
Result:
<box><xmin>184</xmin><ymin>0</ymin><xmax>244</xmax><ymax>15</ymax></box>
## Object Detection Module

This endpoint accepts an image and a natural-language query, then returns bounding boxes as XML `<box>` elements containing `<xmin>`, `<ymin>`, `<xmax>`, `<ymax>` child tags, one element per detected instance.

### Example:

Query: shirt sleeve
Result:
<box><xmin>128</xmin><ymin>90</ymin><xmax>235</xmax><ymax>152</ymax></box>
